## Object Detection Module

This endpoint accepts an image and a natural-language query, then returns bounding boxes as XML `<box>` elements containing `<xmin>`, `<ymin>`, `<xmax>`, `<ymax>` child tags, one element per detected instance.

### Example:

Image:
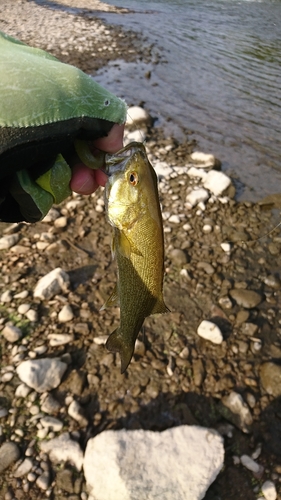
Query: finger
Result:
<box><xmin>93</xmin><ymin>123</ymin><xmax>125</xmax><ymax>153</ymax></box>
<box><xmin>70</xmin><ymin>164</ymin><xmax>99</xmax><ymax>195</ymax></box>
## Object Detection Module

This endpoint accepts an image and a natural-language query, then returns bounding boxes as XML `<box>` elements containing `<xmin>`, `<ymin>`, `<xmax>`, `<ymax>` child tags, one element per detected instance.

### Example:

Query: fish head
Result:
<box><xmin>105</xmin><ymin>142</ymin><xmax>158</xmax><ymax>229</ymax></box>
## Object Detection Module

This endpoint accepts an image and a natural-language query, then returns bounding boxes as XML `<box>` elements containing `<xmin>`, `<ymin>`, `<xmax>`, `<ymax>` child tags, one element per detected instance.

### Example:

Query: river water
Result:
<box><xmin>95</xmin><ymin>0</ymin><xmax>281</xmax><ymax>201</ymax></box>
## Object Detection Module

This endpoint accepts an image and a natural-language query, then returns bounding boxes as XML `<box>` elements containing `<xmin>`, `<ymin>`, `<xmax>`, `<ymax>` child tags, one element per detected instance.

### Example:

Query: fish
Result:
<box><xmin>103</xmin><ymin>141</ymin><xmax>168</xmax><ymax>373</ymax></box>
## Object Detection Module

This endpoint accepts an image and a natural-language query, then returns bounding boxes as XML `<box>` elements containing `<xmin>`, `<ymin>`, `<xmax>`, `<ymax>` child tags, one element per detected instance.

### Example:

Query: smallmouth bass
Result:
<box><xmin>103</xmin><ymin>142</ymin><xmax>168</xmax><ymax>373</ymax></box>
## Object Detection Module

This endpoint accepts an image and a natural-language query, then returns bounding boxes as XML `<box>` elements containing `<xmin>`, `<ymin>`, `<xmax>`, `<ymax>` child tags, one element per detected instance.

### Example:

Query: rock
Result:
<box><xmin>58</xmin><ymin>304</ymin><xmax>74</xmax><ymax>323</ymax></box>
<box><xmin>221</xmin><ymin>242</ymin><xmax>231</xmax><ymax>253</ymax></box>
<box><xmin>54</xmin><ymin>216</ymin><xmax>68</xmax><ymax>228</ymax></box>
<box><xmin>25</xmin><ymin>309</ymin><xmax>38</xmax><ymax>322</ymax></box>
<box><xmin>40</xmin><ymin>416</ymin><xmax>64</xmax><ymax>432</ymax></box>
<box><xmin>0</xmin><ymin>442</ymin><xmax>20</xmax><ymax>473</ymax></box>
<box><xmin>84</xmin><ymin>426</ymin><xmax>224</xmax><ymax>500</ymax></box>
<box><xmin>48</xmin><ymin>333</ymin><xmax>73</xmax><ymax>346</ymax></box>
<box><xmin>154</xmin><ymin>161</ymin><xmax>173</xmax><ymax>178</ymax></box>
<box><xmin>185</xmin><ymin>188</ymin><xmax>209</xmax><ymax>207</ymax></box>
<box><xmin>1</xmin><ymin>323</ymin><xmax>22</xmax><ymax>342</ymax></box>
<box><xmin>17</xmin><ymin>303</ymin><xmax>31</xmax><ymax>315</ymax></box>
<box><xmin>240</xmin><ymin>454</ymin><xmax>260</xmax><ymax>473</ymax></box>
<box><xmin>68</xmin><ymin>400</ymin><xmax>88</xmax><ymax>427</ymax></box>
<box><xmin>15</xmin><ymin>383</ymin><xmax>31</xmax><ymax>398</ymax></box>
<box><xmin>168</xmin><ymin>214</ymin><xmax>181</xmax><ymax>224</ymax></box>
<box><xmin>0</xmin><ymin>290</ymin><xmax>12</xmax><ymax>303</ymax></box>
<box><xmin>14</xmin><ymin>458</ymin><xmax>33</xmax><ymax>478</ymax></box>
<box><xmin>33</xmin><ymin>267</ymin><xmax>70</xmax><ymax>300</ymax></box>
<box><xmin>190</xmin><ymin>151</ymin><xmax>217</xmax><ymax>169</ymax></box>
<box><xmin>187</xmin><ymin>167</ymin><xmax>208</xmax><ymax>180</ymax></box>
<box><xmin>125</xmin><ymin>130</ymin><xmax>146</xmax><ymax>144</ymax></box>
<box><xmin>229</xmin><ymin>289</ymin><xmax>263</xmax><ymax>309</ymax></box>
<box><xmin>16</xmin><ymin>358</ymin><xmax>67</xmax><ymax>393</ymax></box>
<box><xmin>192</xmin><ymin>359</ymin><xmax>205</xmax><ymax>387</ymax></box>
<box><xmin>261</xmin><ymin>480</ymin><xmax>277</xmax><ymax>500</ymax></box>
<box><xmin>203</xmin><ymin>170</ymin><xmax>231</xmax><ymax>196</ymax></box>
<box><xmin>197</xmin><ymin>320</ymin><xmax>223</xmax><ymax>344</ymax></box>
<box><xmin>41</xmin><ymin>393</ymin><xmax>61</xmax><ymax>414</ymax></box>
<box><xmin>40</xmin><ymin>432</ymin><xmax>83</xmax><ymax>471</ymax></box>
<box><xmin>221</xmin><ymin>392</ymin><xmax>253</xmax><ymax>433</ymax></box>
<box><xmin>0</xmin><ymin>233</ymin><xmax>20</xmax><ymax>250</ymax></box>
<box><xmin>169</xmin><ymin>248</ymin><xmax>188</xmax><ymax>266</ymax></box>
<box><xmin>260</xmin><ymin>362</ymin><xmax>281</xmax><ymax>397</ymax></box>
<box><xmin>126</xmin><ymin>106</ymin><xmax>150</xmax><ymax>125</ymax></box>
<box><xmin>36</xmin><ymin>471</ymin><xmax>51</xmax><ymax>490</ymax></box>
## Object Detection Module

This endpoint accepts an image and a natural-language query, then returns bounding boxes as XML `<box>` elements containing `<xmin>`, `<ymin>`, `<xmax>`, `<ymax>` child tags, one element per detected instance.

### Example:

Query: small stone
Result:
<box><xmin>229</xmin><ymin>289</ymin><xmax>263</xmax><ymax>309</ymax></box>
<box><xmin>168</xmin><ymin>214</ymin><xmax>181</xmax><ymax>224</ymax></box>
<box><xmin>36</xmin><ymin>471</ymin><xmax>51</xmax><ymax>490</ymax></box>
<box><xmin>169</xmin><ymin>248</ymin><xmax>188</xmax><ymax>266</ymax></box>
<box><xmin>0</xmin><ymin>233</ymin><xmax>20</xmax><ymax>250</ymax></box>
<box><xmin>68</xmin><ymin>400</ymin><xmax>88</xmax><ymax>427</ymax></box>
<box><xmin>34</xmin><ymin>268</ymin><xmax>70</xmax><ymax>300</ymax></box>
<box><xmin>260</xmin><ymin>362</ymin><xmax>281</xmax><ymax>397</ymax></box>
<box><xmin>1</xmin><ymin>323</ymin><xmax>22</xmax><ymax>342</ymax></box>
<box><xmin>241</xmin><ymin>323</ymin><xmax>259</xmax><ymax>336</ymax></box>
<box><xmin>221</xmin><ymin>392</ymin><xmax>253</xmax><ymax>433</ymax></box>
<box><xmin>203</xmin><ymin>224</ymin><xmax>212</xmax><ymax>233</ymax></box>
<box><xmin>0</xmin><ymin>442</ymin><xmax>20</xmax><ymax>473</ymax></box>
<box><xmin>14</xmin><ymin>290</ymin><xmax>29</xmax><ymax>299</ymax></box>
<box><xmin>25</xmin><ymin>309</ymin><xmax>38</xmax><ymax>322</ymax></box>
<box><xmin>240</xmin><ymin>454</ymin><xmax>260</xmax><ymax>473</ymax></box>
<box><xmin>192</xmin><ymin>359</ymin><xmax>205</xmax><ymax>387</ymax></box>
<box><xmin>40</xmin><ymin>416</ymin><xmax>63</xmax><ymax>432</ymax></box>
<box><xmin>58</xmin><ymin>304</ymin><xmax>74</xmax><ymax>323</ymax></box>
<box><xmin>54</xmin><ymin>216</ymin><xmax>68</xmax><ymax>228</ymax></box>
<box><xmin>0</xmin><ymin>290</ymin><xmax>12</xmax><ymax>303</ymax></box>
<box><xmin>261</xmin><ymin>480</ymin><xmax>277</xmax><ymax>500</ymax></box>
<box><xmin>15</xmin><ymin>383</ymin><xmax>31</xmax><ymax>398</ymax></box>
<box><xmin>126</xmin><ymin>106</ymin><xmax>150</xmax><ymax>125</ymax></box>
<box><xmin>190</xmin><ymin>151</ymin><xmax>216</xmax><ymax>168</ymax></box>
<box><xmin>48</xmin><ymin>333</ymin><xmax>73</xmax><ymax>346</ymax></box>
<box><xmin>221</xmin><ymin>242</ymin><xmax>231</xmax><ymax>253</ymax></box>
<box><xmin>17</xmin><ymin>304</ymin><xmax>31</xmax><ymax>315</ymax></box>
<box><xmin>27</xmin><ymin>472</ymin><xmax>37</xmax><ymax>482</ymax></box>
<box><xmin>16</xmin><ymin>358</ymin><xmax>67</xmax><ymax>393</ymax></box>
<box><xmin>40</xmin><ymin>432</ymin><xmax>83</xmax><ymax>471</ymax></box>
<box><xmin>197</xmin><ymin>320</ymin><xmax>223</xmax><ymax>344</ymax></box>
<box><xmin>2</xmin><ymin>372</ymin><xmax>13</xmax><ymax>383</ymax></box>
<box><xmin>203</xmin><ymin>170</ymin><xmax>231</xmax><ymax>196</ymax></box>
<box><xmin>0</xmin><ymin>408</ymin><xmax>8</xmax><ymax>418</ymax></box>
<box><xmin>14</xmin><ymin>458</ymin><xmax>33</xmax><ymax>478</ymax></box>
<box><xmin>186</xmin><ymin>188</ymin><xmax>209</xmax><ymax>207</ymax></box>
<box><xmin>41</xmin><ymin>393</ymin><xmax>61</xmax><ymax>414</ymax></box>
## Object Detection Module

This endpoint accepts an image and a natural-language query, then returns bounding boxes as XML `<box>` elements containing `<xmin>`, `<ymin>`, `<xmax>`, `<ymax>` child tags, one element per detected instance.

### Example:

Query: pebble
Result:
<box><xmin>1</xmin><ymin>323</ymin><xmax>22</xmax><ymax>342</ymax></box>
<box><xmin>68</xmin><ymin>400</ymin><xmax>88</xmax><ymax>427</ymax></box>
<box><xmin>58</xmin><ymin>304</ymin><xmax>74</xmax><ymax>322</ymax></box>
<box><xmin>169</xmin><ymin>248</ymin><xmax>188</xmax><ymax>266</ymax></box>
<box><xmin>222</xmin><ymin>392</ymin><xmax>253</xmax><ymax>433</ymax></box>
<box><xmin>0</xmin><ymin>233</ymin><xmax>20</xmax><ymax>250</ymax></box>
<box><xmin>260</xmin><ymin>362</ymin><xmax>281</xmax><ymax>397</ymax></box>
<box><xmin>0</xmin><ymin>441</ymin><xmax>20</xmax><ymax>473</ymax></box>
<box><xmin>0</xmin><ymin>290</ymin><xmax>12</xmax><ymax>303</ymax></box>
<box><xmin>197</xmin><ymin>320</ymin><xmax>223</xmax><ymax>344</ymax></box>
<box><xmin>16</xmin><ymin>358</ymin><xmax>67</xmax><ymax>393</ymax></box>
<box><xmin>261</xmin><ymin>480</ymin><xmax>277</xmax><ymax>500</ymax></box>
<box><xmin>25</xmin><ymin>309</ymin><xmax>38</xmax><ymax>322</ymax></box>
<box><xmin>190</xmin><ymin>151</ymin><xmax>216</xmax><ymax>168</ymax></box>
<box><xmin>36</xmin><ymin>471</ymin><xmax>51</xmax><ymax>490</ymax></box>
<box><xmin>14</xmin><ymin>458</ymin><xmax>33</xmax><ymax>477</ymax></box>
<box><xmin>14</xmin><ymin>290</ymin><xmax>29</xmax><ymax>299</ymax></box>
<box><xmin>229</xmin><ymin>289</ymin><xmax>263</xmax><ymax>308</ymax></box>
<box><xmin>54</xmin><ymin>216</ymin><xmax>68</xmax><ymax>228</ymax></box>
<box><xmin>15</xmin><ymin>383</ymin><xmax>31</xmax><ymax>398</ymax></box>
<box><xmin>240</xmin><ymin>454</ymin><xmax>260</xmax><ymax>473</ymax></box>
<box><xmin>1</xmin><ymin>372</ymin><xmax>14</xmax><ymax>382</ymax></box>
<box><xmin>220</xmin><ymin>242</ymin><xmax>231</xmax><ymax>253</ymax></box>
<box><xmin>126</xmin><ymin>105</ymin><xmax>150</xmax><ymax>125</ymax></box>
<box><xmin>17</xmin><ymin>303</ymin><xmax>31</xmax><ymax>315</ymax></box>
<box><xmin>203</xmin><ymin>170</ymin><xmax>231</xmax><ymax>196</ymax></box>
<box><xmin>48</xmin><ymin>333</ymin><xmax>73</xmax><ymax>346</ymax></box>
<box><xmin>185</xmin><ymin>187</ymin><xmax>209</xmax><ymax>207</ymax></box>
<box><xmin>40</xmin><ymin>416</ymin><xmax>64</xmax><ymax>432</ymax></box>
<box><xmin>40</xmin><ymin>432</ymin><xmax>84</xmax><ymax>471</ymax></box>
<box><xmin>33</xmin><ymin>267</ymin><xmax>70</xmax><ymax>300</ymax></box>
<box><xmin>0</xmin><ymin>408</ymin><xmax>8</xmax><ymax>418</ymax></box>
<box><xmin>168</xmin><ymin>214</ymin><xmax>181</xmax><ymax>223</ymax></box>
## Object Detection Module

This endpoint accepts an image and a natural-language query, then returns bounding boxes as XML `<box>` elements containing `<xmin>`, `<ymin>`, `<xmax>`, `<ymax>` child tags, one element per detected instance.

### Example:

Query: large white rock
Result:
<box><xmin>203</xmin><ymin>170</ymin><xmax>231</xmax><ymax>197</ymax></box>
<box><xmin>16</xmin><ymin>358</ymin><xmax>67</xmax><ymax>393</ymax></box>
<box><xmin>40</xmin><ymin>432</ymin><xmax>83</xmax><ymax>471</ymax></box>
<box><xmin>83</xmin><ymin>426</ymin><xmax>224</xmax><ymax>500</ymax></box>
<box><xmin>33</xmin><ymin>267</ymin><xmax>70</xmax><ymax>300</ymax></box>
<box><xmin>197</xmin><ymin>320</ymin><xmax>223</xmax><ymax>344</ymax></box>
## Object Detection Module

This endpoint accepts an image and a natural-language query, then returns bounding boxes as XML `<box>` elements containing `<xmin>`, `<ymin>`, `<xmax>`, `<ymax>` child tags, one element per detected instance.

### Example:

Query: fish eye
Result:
<box><xmin>129</xmin><ymin>171</ymin><xmax>138</xmax><ymax>186</ymax></box>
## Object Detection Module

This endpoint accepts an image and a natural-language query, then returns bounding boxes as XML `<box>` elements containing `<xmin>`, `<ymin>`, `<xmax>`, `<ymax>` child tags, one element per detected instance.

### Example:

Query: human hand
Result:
<box><xmin>70</xmin><ymin>123</ymin><xmax>124</xmax><ymax>195</ymax></box>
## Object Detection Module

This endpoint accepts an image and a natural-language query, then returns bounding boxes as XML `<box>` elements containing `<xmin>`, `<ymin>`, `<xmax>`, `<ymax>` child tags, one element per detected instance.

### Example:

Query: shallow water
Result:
<box><xmin>95</xmin><ymin>0</ymin><xmax>281</xmax><ymax>201</ymax></box>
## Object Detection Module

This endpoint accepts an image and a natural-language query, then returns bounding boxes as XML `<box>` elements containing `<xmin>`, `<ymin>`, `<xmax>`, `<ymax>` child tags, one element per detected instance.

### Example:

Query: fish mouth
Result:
<box><xmin>105</xmin><ymin>141</ymin><xmax>145</xmax><ymax>176</ymax></box>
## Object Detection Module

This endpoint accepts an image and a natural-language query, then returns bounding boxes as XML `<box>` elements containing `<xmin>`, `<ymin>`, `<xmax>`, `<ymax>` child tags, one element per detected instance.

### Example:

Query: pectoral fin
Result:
<box><xmin>100</xmin><ymin>285</ymin><xmax>119</xmax><ymax>310</ymax></box>
<box><xmin>117</xmin><ymin>230</ymin><xmax>142</xmax><ymax>258</ymax></box>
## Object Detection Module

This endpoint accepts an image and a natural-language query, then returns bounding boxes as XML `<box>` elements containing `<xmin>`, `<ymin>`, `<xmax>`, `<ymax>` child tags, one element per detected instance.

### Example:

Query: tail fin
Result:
<box><xmin>106</xmin><ymin>329</ymin><xmax>135</xmax><ymax>374</ymax></box>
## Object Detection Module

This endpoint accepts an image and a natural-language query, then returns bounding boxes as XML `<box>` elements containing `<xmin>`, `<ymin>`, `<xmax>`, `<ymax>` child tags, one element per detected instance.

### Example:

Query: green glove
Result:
<box><xmin>0</xmin><ymin>31</ymin><xmax>127</xmax><ymax>222</ymax></box>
